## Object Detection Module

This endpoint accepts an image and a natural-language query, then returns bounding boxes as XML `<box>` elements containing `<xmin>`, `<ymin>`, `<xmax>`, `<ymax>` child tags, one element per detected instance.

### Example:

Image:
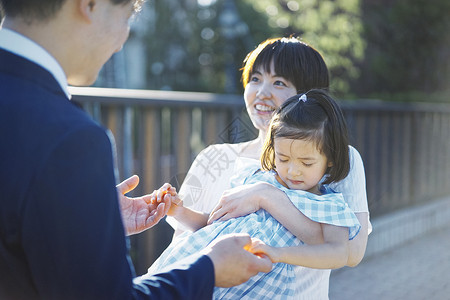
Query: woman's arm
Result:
<box><xmin>249</xmin><ymin>223</ymin><xmax>349</xmax><ymax>269</ymax></box>
<box><xmin>330</xmin><ymin>146</ymin><xmax>370</xmax><ymax>267</ymax></box>
<box><xmin>347</xmin><ymin>212</ymin><xmax>369</xmax><ymax>266</ymax></box>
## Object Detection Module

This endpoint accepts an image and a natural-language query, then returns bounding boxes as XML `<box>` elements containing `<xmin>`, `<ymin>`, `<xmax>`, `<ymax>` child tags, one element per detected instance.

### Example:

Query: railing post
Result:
<box><xmin>122</xmin><ymin>106</ymin><xmax>134</xmax><ymax>179</ymax></box>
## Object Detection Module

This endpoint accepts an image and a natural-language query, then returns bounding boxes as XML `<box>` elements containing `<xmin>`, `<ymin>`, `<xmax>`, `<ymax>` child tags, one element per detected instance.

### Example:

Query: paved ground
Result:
<box><xmin>329</xmin><ymin>225</ymin><xmax>450</xmax><ymax>300</ymax></box>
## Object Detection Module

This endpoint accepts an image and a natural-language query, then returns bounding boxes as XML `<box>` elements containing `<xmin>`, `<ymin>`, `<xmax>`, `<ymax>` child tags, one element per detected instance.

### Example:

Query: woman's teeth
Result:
<box><xmin>255</xmin><ymin>104</ymin><xmax>275</xmax><ymax>112</ymax></box>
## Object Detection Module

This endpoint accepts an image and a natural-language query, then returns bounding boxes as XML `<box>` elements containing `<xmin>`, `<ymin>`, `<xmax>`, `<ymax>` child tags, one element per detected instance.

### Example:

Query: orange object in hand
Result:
<box><xmin>244</xmin><ymin>244</ymin><xmax>267</xmax><ymax>258</ymax></box>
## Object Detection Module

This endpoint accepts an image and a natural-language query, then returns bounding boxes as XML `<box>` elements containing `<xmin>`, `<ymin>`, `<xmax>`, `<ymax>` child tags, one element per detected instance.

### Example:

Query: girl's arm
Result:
<box><xmin>168</xmin><ymin>144</ymin><xmax>241</xmax><ymax>237</ymax></box>
<box><xmin>152</xmin><ymin>183</ymin><xmax>209</xmax><ymax>233</ymax></box>
<box><xmin>208</xmin><ymin>182</ymin><xmax>368</xmax><ymax>266</ymax></box>
<box><xmin>259</xmin><ymin>187</ymin><xmax>369</xmax><ymax>267</ymax></box>
<box><xmin>249</xmin><ymin>223</ymin><xmax>349</xmax><ymax>269</ymax></box>
<box><xmin>209</xmin><ymin>147</ymin><xmax>370</xmax><ymax>267</ymax></box>
<box><xmin>208</xmin><ymin>182</ymin><xmax>324</xmax><ymax>245</ymax></box>
<box><xmin>168</xmin><ymin>206</ymin><xmax>209</xmax><ymax>233</ymax></box>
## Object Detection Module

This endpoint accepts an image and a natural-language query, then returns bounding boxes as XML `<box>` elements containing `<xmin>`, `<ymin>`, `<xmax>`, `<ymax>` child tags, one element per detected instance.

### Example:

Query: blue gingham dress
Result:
<box><xmin>148</xmin><ymin>158</ymin><xmax>360</xmax><ymax>299</ymax></box>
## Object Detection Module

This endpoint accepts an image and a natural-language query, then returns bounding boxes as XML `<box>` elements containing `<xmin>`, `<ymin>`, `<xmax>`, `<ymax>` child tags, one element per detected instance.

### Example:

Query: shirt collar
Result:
<box><xmin>0</xmin><ymin>28</ymin><xmax>71</xmax><ymax>99</ymax></box>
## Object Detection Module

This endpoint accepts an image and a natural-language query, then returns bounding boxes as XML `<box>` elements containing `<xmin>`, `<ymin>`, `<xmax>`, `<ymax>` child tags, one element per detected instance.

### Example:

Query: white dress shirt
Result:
<box><xmin>0</xmin><ymin>28</ymin><xmax>70</xmax><ymax>98</ymax></box>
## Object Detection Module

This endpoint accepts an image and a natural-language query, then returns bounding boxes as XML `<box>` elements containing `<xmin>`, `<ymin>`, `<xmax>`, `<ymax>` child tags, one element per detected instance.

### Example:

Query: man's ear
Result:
<box><xmin>78</xmin><ymin>0</ymin><xmax>96</xmax><ymax>23</ymax></box>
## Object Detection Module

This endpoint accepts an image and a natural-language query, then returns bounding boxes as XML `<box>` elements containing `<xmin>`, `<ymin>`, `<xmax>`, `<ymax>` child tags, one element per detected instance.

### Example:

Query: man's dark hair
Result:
<box><xmin>1</xmin><ymin>0</ymin><xmax>66</xmax><ymax>20</ymax></box>
<box><xmin>0</xmin><ymin>0</ymin><xmax>142</xmax><ymax>21</ymax></box>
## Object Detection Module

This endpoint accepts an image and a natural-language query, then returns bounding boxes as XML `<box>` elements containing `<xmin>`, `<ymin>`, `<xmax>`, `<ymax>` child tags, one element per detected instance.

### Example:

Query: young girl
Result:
<box><xmin>146</xmin><ymin>89</ymin><xmax>360</xmax><ymax>299</ymax></box>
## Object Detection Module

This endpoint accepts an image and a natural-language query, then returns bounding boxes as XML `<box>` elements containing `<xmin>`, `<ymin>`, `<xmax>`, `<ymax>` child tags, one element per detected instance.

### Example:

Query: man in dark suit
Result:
<box><xmin>0</xmin><ymin>0</ymin><xmax>272</xmax><ymax>299</ymax></box>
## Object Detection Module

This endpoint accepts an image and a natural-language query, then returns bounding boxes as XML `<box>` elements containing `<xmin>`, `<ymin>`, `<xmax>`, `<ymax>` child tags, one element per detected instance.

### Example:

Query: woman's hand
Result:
<box><xmin>208</xmin><ymin>182</ymin><xmax>270</xmax><ymax>224</ymax></box>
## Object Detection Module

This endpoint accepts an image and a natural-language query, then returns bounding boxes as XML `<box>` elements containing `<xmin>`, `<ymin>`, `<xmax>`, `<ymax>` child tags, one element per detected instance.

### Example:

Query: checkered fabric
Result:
<box><xmin>147</xmin><ymin>158</ymin><xmax>360</xmax><ymax>299</ymax></box>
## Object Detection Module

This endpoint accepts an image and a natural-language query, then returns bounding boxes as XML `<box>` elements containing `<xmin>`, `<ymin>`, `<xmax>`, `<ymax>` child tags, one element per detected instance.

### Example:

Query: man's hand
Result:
<box><xmin>117</xmin><ymin>175</ymin><xmax>170</xmax><ymax>236</ymax></box>
<box><xmin>201</xmin><ymin>234</ymin><xmax>272</xmax><ymax>287</ymax></box>
<box><xmin>244</xmin><ymin>238</ymin><xmax>279</xmax><ymax>263</ymax></box>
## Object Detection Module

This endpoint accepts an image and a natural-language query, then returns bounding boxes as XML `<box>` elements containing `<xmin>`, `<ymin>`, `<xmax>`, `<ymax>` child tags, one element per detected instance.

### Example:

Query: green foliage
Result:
<box><xmin>141</xmin><ymin>0</ymin><xmax>364</xmax><ymax>95</ymax></box>
<box><xmin>143</xmin><ymin>0</ymin><xmax>205</xmax><ymax>91</ymax></box>
<box><xmin>366</xmin><ymin>89</ymin><xmax>450</xmax><ymax>104</ymax></box>
<box><xmin>357</xmin><ymin>0</ymin><xmax>450</xmax><ymax>101</ymax></box>
<box><xmin>142</xmin><ymin>0</ymin><xmax>274</xmax><ymax>93</ymax></box>
<box><xmin>239</xmin><ymin>0</ymin><xmax>366</xmax><ymax>96</ymax></box>
<box><xmin>131</xmin><ymin>0</ymin><xmax>449</xmax><ymax>102</ymax></box>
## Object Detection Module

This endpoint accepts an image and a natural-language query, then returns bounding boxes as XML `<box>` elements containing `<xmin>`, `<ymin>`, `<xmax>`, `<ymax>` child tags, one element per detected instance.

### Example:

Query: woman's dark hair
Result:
<box><xmin>0</xmin><ymin>0</ymin><xmax>143</xmax><ymax>20</ymax></box>
<box><xmin>261</xmin><ymin>89</ymin><xmax>349</xmax><ymax>184</ymax></box>
<box><xmin>241</xmin><ymin>37</ymin><xmax>329</xmax><ymax>94</ymax></box>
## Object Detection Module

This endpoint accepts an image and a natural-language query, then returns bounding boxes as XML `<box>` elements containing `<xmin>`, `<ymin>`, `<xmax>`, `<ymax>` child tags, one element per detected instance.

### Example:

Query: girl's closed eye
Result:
<box><xmin>276</xmin><ymin>155</ymin><xmax>289</xmax><ymax>163</ymax></box>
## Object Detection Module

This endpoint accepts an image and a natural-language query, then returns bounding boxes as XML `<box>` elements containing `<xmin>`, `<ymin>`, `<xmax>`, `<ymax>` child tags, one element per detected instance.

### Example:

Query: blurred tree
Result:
<box><xmin>141</xmin><ymin>0</ymin><xmax>275</xmax><ymax>93</ymax></box>
<box><xmin>356</xmin><ymin>0</ymin><xmax>450</xmax><ymax>100</ymax></box>
<box><xmin>142</xmin><ymin>0</ymin><xmax>199</xmax><ymax>91</ymax></box>
<box><xmin>0</xmin><ymin>3</ymin><xmax>4</xmax><ymax>21</ymax></box>
<box><xmin>95</xmin><ymin>0</ymin><xmax>449</xmax><ymax>101</ymax></box>
<box><xmin>242</xmin><ymin>0</ymin><xmax>365</xmax><ymax>96</ymax></box>
<box><xmin>140</xmin><ymin>0</ymin><xmax>364</xmax><ymax>95</ymax></box>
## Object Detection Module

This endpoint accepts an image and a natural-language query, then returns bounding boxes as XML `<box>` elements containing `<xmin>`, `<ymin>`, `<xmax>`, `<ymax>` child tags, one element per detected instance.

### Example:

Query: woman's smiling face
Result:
<box><xmin>243</xmin><ymin>62</ymin><xmax>297</xmax><ymax>135</ymax></box>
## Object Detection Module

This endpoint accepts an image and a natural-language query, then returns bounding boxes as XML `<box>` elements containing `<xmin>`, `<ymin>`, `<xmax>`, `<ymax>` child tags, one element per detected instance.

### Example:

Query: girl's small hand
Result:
<box><xmin>149</xmin><ymin>183</ymin><xmax>177</xmax><ymax>204</ymax></box>
<box><xmin>148</xmin><ymin>183</ymin><xmax>184</xmax><ymax>217</ymax></box>
<box><xmin>208</xmin><ymin>182</ymin><xmax>269</xmax><ymax>224</ymax></box>
<box><xmin>245</xmin><ymin>238</ymin><xmax>280</xmax><ymax>263</ymax></box>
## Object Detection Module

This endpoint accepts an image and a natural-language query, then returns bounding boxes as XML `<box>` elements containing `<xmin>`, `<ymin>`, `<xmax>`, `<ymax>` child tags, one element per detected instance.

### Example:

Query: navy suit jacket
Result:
<box><xmin>0</xmin><ymin>49</ymin><xmax>214</xmax><ymax>299</ymax></box>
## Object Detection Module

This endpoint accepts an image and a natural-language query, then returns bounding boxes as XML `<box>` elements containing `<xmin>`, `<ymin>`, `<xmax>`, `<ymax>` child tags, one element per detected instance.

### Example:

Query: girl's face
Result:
<box><xmin>273</xmin><ymin>137</ymin><xmax>332</xmax><ymax>194</ymax></box>
<box><xmin>244</xmin><ymin>62</ymin><xmax>297</xmax><ymax>135</ymax></box>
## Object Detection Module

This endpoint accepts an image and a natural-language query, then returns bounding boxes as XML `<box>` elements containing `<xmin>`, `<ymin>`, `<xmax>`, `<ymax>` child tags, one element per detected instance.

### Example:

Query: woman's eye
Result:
<box><xmin>274</xmin><ymin>80</ymin><xmax>287</xmax><ymax>87</ymax></box>
<box><xmin>303</xmin><ymin>163</ymin><xmax>313</xmax><ymax>167</ymax></box>
<box><xmin>250</xmin><ymin>76</ymin><xmax>259</xmax><ymax>82</ymax></box>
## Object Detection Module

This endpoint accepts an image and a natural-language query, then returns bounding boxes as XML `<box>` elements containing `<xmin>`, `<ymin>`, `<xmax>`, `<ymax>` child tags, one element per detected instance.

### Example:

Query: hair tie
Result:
<box><xmin>298</xmin><ymin>94</ymin><xmax>307</xmax><ymax>102</ymax></box>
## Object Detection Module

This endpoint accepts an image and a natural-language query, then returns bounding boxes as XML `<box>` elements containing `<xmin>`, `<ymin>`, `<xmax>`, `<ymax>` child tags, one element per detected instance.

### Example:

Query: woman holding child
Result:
<box><xmin>159</xmin><ymin>37</ymin><xmax>371</xmax><ymax>299</ymax></box>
